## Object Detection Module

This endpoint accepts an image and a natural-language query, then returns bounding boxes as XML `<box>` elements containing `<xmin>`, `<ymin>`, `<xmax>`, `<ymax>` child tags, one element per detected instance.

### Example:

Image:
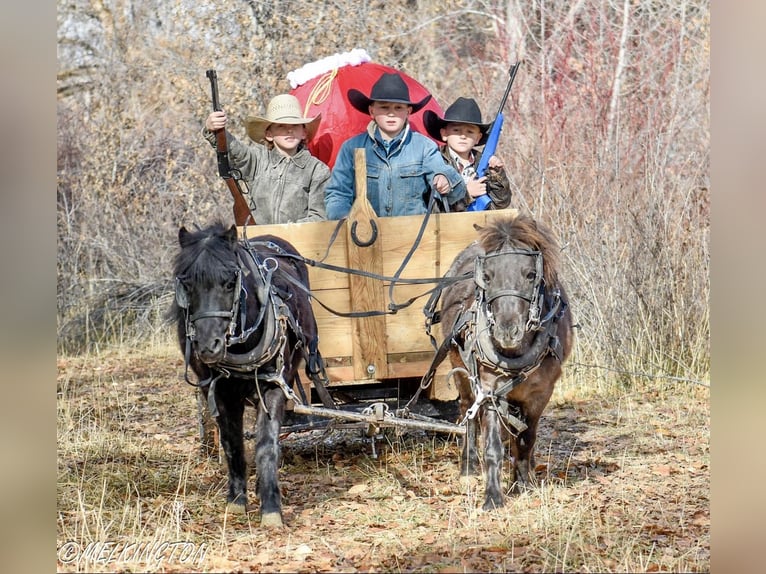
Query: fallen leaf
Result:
<box><xmin>691</xmin><ymin>510</ymin><xmax>709</xmax><ymax>526</ymax></box>
<box><xmin>652</xmin><ymin>464</ymin><xmax>673</xmax><ymax>476</ymax></box>
<box><xmin>293</xmin><ymin>543</ymin><xmax>312</xmax><ymax>561</ymax></box>
<box><xmin>348</xmin><ymin>483</ymin><xmax>368</xmax><ymax>495</ymax></box>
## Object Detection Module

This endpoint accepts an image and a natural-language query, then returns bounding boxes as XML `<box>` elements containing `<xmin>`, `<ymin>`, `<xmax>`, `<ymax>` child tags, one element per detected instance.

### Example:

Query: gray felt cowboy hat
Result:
<box><xmin>423</xmin><ymin>97</ymin><xmax>491</xmax><ymax>146</ymax></box>
<box><xmin>245</xmin><ymin>94</ymin><xmax>321</xmax><ymax>143</ymax></box>
<box><xmin>348</xmin><ymin>72</ymin><xmax>432</xmax><ymax>115</ymax></box>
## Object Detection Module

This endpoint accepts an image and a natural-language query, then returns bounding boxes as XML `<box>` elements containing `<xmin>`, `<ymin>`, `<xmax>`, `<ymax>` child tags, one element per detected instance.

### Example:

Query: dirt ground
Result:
<box><xmin>57</xmin><ymin>349</ymin><xmax>709</xmax><ymax>573</ymax></box>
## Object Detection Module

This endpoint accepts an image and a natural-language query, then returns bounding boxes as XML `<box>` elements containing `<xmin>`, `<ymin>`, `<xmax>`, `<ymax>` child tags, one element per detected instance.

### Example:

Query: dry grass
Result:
<box><xmin>57</xmin><ymin>342</ymin><xmax>709</xmax><ymax>573</ymax></box>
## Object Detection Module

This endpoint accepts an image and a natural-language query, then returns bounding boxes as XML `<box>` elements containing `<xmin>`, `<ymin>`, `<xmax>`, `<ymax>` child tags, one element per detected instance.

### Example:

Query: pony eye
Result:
<box><xmin>526</xmin><ymin>271</ymin><xmax>536</xmax><ymax>281</ymax></box>
<box><xmin>225</xmin><ymin>278</ymin><xmax>237</xmax><ymax>291</ymax></box>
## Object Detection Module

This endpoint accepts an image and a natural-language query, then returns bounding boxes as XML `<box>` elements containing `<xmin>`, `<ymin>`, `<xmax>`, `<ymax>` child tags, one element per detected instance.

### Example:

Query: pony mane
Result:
<box><xmin>477</xmin><ymin>214</ymin><xmax>561</xmax><ymax>287</ymax></box>
<box><xmin>173</xmin><ymin>221</ymin><xmax>240</xmax><ymax>284</ymax></box>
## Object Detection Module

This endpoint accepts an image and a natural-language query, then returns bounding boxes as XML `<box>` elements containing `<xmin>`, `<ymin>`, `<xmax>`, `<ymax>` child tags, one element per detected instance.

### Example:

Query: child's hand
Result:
<box><xmin>433</xmin><ymin>174</ymin><xmax>451</xmax><ymax>195</ymax></box>
<box><xmin>467</xmin><ymin>176</ymin><xmax>488</xmax><ymax>198</ymax></box>
<box><xmin>206</xmin><ymin>110</ymin><xmax>227</xmax><ymax>131</ymax></box>
<box><xmin>487</xmin><ymin>155</ymin><xmax>504</xmax><ymax>169</ymax></box>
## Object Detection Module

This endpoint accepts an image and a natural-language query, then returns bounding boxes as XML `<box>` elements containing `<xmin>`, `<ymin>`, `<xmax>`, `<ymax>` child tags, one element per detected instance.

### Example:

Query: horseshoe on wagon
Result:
<box><xmin>350</xmin><ymin>219</ymin><xmax>378</xmax><ymax>247</ymax></box>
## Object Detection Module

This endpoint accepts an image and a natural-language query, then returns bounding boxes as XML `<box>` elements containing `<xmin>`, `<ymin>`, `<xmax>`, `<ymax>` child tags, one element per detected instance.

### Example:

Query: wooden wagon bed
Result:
<box><xmin>240</xmin><ymin>207</ymin><xmax>518</xmax><ymax>401</ymax></box>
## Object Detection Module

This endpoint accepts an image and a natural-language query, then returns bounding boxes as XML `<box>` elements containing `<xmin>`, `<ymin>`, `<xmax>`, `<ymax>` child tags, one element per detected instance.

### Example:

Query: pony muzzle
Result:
<box><xmin>189</xmin><ymin>310</ymin><xmax>235</xmax><ymax>364</ymax></box>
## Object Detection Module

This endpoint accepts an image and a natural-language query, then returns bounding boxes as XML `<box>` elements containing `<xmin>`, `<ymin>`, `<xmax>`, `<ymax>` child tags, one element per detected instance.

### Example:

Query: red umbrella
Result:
<box><xmin>289</xmin><ymin>56</ymin><xmax>443</xmax><ymax>168</ymax></box>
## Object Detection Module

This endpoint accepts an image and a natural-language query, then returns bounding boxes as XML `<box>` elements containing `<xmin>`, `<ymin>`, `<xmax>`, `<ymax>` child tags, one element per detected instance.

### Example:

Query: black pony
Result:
<box><xmin>170</xmin><ymin>222</ymin><xmax>327</xmax><ymax>527</ymax></box>
<box><xmin>438</xmin><ymin>214</ymin><xmax>574</xmax><ymax>510</ymax></box>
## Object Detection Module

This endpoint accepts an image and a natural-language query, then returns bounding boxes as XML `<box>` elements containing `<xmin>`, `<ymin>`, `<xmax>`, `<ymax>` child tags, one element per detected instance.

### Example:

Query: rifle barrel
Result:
<box><xmin>206</xmin><ymin>69</ymin><xmax>221</xmax><ymax>112</ymax></box>
<box><xmin>493</xmin><ymin>62</ymin><xmax>520</xmax><ymax>119</ymax></box>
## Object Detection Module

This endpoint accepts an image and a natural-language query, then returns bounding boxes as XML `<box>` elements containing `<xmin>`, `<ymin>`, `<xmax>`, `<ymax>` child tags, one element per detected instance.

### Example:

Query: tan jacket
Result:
<box><xmin>204</xmin><ymin>129</ymin><xmax>330</xmax><ymax>224</ymax></box>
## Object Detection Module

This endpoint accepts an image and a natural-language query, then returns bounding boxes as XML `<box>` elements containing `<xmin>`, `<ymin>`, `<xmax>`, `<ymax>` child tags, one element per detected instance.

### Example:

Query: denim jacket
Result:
<box><xmin>204</xmin><ymin>128</ymin><xmax>329</xmax><ymax>224</ymax></box>
<box><xmin>324</xmin><ymin>122</ymin><xmax>466</xmax><ymax>220</ymax></box>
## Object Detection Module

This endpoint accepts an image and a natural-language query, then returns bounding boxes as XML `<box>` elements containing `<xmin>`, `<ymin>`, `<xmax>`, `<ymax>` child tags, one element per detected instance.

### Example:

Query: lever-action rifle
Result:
<box><xmin>206</xmin><ymin>69</ymin><xmax>254</xmax><ymax>227</ymax></box>
<box><xmin>467</xmin><ymin>62</ymin><xmax>521</xmax><ymax>211</ymax></box>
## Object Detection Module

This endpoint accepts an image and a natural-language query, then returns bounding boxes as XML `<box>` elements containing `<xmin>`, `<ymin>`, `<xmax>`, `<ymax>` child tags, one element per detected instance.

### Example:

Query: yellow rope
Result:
<box><xmin>303</xmin><ymin>68</ymin><xmax>338</xmax><ymax>116</ymax></box>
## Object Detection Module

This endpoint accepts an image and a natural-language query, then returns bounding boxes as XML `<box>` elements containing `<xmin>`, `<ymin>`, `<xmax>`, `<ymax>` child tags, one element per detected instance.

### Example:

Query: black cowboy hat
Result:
<box><xmin>348</xmin><ymin>72</ymin><xmax>432</xmax><ymax>115</ymax></box>
<box><xmin>423</xmin><ymin>97</ymin><xmax>491</xmax><ymax>145</ymax></box>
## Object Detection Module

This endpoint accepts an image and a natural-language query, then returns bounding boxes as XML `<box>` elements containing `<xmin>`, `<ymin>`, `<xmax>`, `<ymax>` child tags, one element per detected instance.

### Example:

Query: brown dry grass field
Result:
<box><xmin>57</xmin><ymin>344</ymin><xmax>709</xmax><ymax>573</ymax></box>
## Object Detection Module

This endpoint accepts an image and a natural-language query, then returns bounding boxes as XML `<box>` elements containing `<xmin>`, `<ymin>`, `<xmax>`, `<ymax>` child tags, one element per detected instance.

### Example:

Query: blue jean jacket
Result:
<box><xmin>325</xmin><ymin>122</ymin><xmax>466</xmax><ymax>219</ymax></box>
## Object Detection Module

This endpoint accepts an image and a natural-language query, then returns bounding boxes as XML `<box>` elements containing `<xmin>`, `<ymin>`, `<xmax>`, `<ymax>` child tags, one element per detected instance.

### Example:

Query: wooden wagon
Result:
<box><xmin>238</xmin><ymin>152</ymin><xmax>518</xmax><ymax>415</ymax></box>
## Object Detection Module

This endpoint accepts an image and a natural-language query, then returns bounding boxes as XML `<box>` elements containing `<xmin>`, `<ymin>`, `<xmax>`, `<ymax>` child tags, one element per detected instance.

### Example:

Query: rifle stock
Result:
<box><xmin>206</xmin><ymin>69</ymin><xmax>254</xmax><ymax>227</ymax></box>
<box><xmin>475</xmin><ymin>112</ymin><xmax>504</xmax><ymax>178</ymax></box>
<box><xmin>475</xmin><ymin>62</ymin><xmax>520</xmax><ymax>178</ymax></box>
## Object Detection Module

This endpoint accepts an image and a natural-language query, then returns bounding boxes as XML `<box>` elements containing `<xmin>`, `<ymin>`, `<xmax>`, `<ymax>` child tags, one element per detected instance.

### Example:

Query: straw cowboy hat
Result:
<box><xmin>347</xmin><ymin>72</ymin><xmax>432</xmax><ymax>115</ymax></box>
<box><xmin>423</xmin><ymin>97</ymin><xmax>491</xmax><ymax>146</ymax></box>
<box><xmin>245</xmin><ymin>94</ymin><xmax>321</xmax><ymax>143</ymax></box>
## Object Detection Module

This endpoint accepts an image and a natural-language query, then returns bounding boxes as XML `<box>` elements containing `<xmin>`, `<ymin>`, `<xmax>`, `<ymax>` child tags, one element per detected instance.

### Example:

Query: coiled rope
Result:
<box><xmin>303</xmin><ymin>68</ymin><xmax>338</xmax><ymax>117</ymax></box>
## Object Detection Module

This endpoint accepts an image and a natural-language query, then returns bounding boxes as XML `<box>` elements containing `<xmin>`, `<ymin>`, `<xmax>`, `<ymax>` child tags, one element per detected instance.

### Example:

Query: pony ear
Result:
<box><xmin>178</xmin><ymin>226</ymin><xmax>191</xmax><ymax>246</ymax></box>
<box><xmin>225</xmin><ymin>224</ymin><xmax>238</xmax><ymax>245</ymax></box>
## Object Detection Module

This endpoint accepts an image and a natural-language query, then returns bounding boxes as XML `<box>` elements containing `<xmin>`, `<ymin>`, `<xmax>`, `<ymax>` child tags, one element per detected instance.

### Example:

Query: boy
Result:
<box><xmin>423</xmin><ymin>97</ymin><xmax>511</xmax><ymax>211</ymax></box>
<box><xmin>324</xmin><ymin>72</ymin><xmax>466</xmax><ymax>219</ymax></box>
<box><xmin>203</xmin><ymin>94</ymin><xmax>330</xmax><ymax>224</ymax></box>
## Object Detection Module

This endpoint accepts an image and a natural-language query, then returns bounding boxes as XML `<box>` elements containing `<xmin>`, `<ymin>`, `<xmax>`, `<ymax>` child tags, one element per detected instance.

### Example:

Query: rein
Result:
<box><xmin>259</xmin><ymin>190</ymin><xmax>464</xmax><ymax>320</ymax></box>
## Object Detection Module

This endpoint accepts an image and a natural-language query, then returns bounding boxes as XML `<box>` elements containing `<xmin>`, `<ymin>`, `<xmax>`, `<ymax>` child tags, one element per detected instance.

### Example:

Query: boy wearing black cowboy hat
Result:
<box><xmin>423</xmin><ymin>97</ymin><xmax>511</xmax><ymax>211</ymax></box>
<box><xmin>203</xmin><ymin>94</ymin><xmax>330</xmax><ymax>224</ymax></box>
<box><xmin>324</xmin><ymin>72</ymin><xmax>466</xmax><ymax>219</ymax></box>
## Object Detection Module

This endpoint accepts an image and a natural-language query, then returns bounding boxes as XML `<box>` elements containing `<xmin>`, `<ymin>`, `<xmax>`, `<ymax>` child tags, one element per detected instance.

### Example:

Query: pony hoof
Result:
<box><xmin>225</xmin><ymin>501</ymin><xmax>247</xmax><ymax>515</ymax></box>
<box><xmin>260</xmin><ymin>512</ymin><xmax>284</xmax><ymax>528</ymax></box>
<box><xmin>459</xmin><ymin>475</ymin><xmax>481</xmax><ymax>490</ymax></box>
<box><xmin>510</xmin><ymin>480</ymin><xmax>534</xmax><ymax>495</ymax></box>
<box><xmin>459</xmin><ymin>466</ymin><xmax>480</xmax><ymax>477</ymax></box>
<box><xmin>482</xmin><ymin>497</ymin><xmax>505</xmax><ymax>511</ymax></box>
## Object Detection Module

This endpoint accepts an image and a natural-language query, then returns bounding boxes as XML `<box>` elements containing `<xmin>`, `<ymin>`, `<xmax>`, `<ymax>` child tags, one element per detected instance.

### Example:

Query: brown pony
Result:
<box><xmin>439</xmin><ymin>213</ymin><xmax>574</xmax><ymax>509</ymax></box>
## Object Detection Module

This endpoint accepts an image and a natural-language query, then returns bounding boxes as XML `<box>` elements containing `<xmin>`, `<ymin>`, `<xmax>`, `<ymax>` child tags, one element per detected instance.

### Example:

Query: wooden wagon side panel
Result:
<box><xmin>240</xmin><ymin>207</ymin><xmax>517</xmax><ymax>399</ymax></box>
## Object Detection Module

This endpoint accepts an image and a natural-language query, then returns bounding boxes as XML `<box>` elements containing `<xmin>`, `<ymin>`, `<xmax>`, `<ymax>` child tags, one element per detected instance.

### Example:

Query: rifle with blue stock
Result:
<box><xmin>467</xmin><ymin>62</ymin><xmax>521</xmax><ymax>211</ymax></box>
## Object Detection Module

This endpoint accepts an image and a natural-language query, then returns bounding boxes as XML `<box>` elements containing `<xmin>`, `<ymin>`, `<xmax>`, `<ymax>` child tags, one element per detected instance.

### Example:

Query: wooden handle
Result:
<box><xmin>348</xmin><ymin>148</ymin><xmax>378</xmax><ymax>247</ymax></box>
<box><xmin>354</xmin><ymin>148</ymin><xmax>367</xmax><ymax>203</ymax></box>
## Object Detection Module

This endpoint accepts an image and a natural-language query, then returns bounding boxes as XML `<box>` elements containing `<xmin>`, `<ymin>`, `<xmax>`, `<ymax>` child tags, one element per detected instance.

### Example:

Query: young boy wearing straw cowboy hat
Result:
<box><xmin>423</xmin><ymin>97</ymin><xmax>511</xmax><ymax>211</ymax></box>
<box><xmin>324</xmin><ymin>72</ymin><xmax>466</xmax><ymax>220</ymax></box>
<box><xmin>203</xmin><ymin>94</ymin><xmax>330</xmax><ymax>223</ymax></box>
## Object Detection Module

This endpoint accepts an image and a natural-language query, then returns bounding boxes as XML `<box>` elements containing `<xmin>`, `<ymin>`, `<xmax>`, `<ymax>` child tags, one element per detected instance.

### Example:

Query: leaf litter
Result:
<box><xmin>58</xmin><ymin>350</ymin><xmax>709</xmax><ymax>572</ymax></box>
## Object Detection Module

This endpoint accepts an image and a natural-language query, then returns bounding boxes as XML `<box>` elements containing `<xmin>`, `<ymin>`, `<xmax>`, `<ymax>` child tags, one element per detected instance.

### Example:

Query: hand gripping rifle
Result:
<box><xmin>467</xmin><ymin>62</ymin><xmax>521</xmax><ymax>211</ymax></box>
<box><xmin>206</xmin><ymin>69</ymin><xmax>254</xmax><ymax>227</ymax></box>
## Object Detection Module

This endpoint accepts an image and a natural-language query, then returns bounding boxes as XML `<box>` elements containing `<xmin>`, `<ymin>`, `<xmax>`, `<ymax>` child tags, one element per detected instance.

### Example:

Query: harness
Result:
<box><xmin>412</xmin><ymin>247</ymin><xmax>567</xmax><ymax>433</ymax></box>
<box><xmin>175</xmin><ymin>239</ymin><xmax>334</xmax><ymax>417</ymax></box>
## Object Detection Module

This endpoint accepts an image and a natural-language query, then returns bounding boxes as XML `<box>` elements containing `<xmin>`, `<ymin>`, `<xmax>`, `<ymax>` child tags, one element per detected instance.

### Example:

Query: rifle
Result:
<box><xmin>467</xmin><ymin>62</ymin><xmax>521</xmax><ymax>211</ymax></box>
<box><xmin>206</xmin><ymin>69</ymin><xmax>254</xmax><ymax>226</ymax></box>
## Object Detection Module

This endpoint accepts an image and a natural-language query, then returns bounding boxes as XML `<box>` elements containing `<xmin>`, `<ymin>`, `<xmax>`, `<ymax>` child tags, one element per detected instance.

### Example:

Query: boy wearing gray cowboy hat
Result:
<box><xmin>423</xmin><ymin>97</ymin><xmax>511</xmax><ymax>211</ymax></box>
<box><xmin>324</xmin><ymin>72</ymin><xmax>466</xmax><ymax>219</ymax></box>
<box><xmin>203</xmin><ymin>94</ymin><xmax>330</xmax><ymax>224</ymax></box>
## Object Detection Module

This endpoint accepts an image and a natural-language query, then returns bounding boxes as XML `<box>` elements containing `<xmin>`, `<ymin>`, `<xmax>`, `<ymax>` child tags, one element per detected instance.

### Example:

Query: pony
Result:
<box><xmin>170</xmin><ymin>222</ymin><xmax>329</xmax><ymax>527</ymax></box>
<box><xmin>438</xmin><ymin>213</ymin><xmax>574</xmax><ymax>510</ymax></box>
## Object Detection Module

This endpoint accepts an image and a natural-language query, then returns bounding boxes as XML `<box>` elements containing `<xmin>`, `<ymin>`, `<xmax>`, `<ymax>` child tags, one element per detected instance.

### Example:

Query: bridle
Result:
<box><xmin>174</xmin><ymin>267</ymin><xmax>243</xmax><ymax>346</ymax></box>
<box><xmin>410</xmin><ymin>246</ymin><xmax>567</xmax><ymax>430</ymax></box>
<box><xmin>473</xmin><ymin>248</ymin><xmax>546</xmax><ymax>334</ymax></box>
<box><xmin>175</xmin><ymin>243</ymin><xmax>293</xmax><ymax>415</ymax></box>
